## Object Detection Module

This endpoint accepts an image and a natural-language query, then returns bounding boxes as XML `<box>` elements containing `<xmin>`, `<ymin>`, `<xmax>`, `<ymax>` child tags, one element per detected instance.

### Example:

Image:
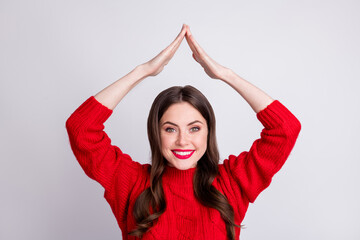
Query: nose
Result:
<box><xmin>175</xmin><ymin>131</ymin><xmax>189</xmax><ymax>146</ymax></box>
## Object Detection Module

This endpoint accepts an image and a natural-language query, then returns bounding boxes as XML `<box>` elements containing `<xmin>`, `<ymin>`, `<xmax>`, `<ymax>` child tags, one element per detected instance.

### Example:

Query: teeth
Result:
<box><xmin>174</xmin><ymin>151</ymin><xmax>193</xmax><ymax>156</ymax></box>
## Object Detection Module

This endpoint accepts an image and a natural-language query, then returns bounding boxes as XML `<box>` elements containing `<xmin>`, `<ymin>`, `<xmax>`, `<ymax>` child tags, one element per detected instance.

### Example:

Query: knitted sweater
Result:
<box><xmin>65</xmin><ymin>96</ymin><xmax>301</xmax><ymax>240</ymax></box>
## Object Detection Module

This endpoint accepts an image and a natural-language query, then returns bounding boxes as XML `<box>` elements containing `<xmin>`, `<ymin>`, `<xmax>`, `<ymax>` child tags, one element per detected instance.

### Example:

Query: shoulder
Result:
<box><xmin>215</xmin><ymin>153</ymin><xmax>247</xmax><ymax>189</ymax></box>
<box><xmin>219</xmin><ymin>153</ymin><xmax>247</xmax><ymax>173</ymax></box>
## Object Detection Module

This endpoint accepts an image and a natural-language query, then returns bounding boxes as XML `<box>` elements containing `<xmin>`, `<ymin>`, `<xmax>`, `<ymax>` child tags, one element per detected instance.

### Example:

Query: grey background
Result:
<box><xmin>1</xmin><ymin>0</ymin><xmax>359</xmax><ymax>239</ymax></box>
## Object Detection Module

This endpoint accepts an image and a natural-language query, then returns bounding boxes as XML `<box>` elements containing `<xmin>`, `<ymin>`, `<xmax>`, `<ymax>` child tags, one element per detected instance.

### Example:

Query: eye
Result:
<box><xmin>190</xmin><ymin>127</ymin><xmax>200</xmax><ymax>132</ymax></box>
<box><xmin>165</xmin><ymin>127</ymin><xmax>176</xmax><ymax>133</ymax></box>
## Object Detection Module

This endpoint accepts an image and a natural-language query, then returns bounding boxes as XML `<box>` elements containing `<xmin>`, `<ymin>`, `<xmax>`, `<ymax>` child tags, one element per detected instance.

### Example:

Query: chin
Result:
<box><xmin>170</xmin><ymin>161</ymin><xmax>197</xmax><ymax>170</ymax></box>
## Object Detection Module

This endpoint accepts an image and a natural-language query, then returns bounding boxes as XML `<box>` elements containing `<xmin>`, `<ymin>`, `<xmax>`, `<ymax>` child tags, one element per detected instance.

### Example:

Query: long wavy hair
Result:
<box><xmin>128</xmin><ymin>85</ymin><xmax>241</xmax><ymax>239</ymax></box>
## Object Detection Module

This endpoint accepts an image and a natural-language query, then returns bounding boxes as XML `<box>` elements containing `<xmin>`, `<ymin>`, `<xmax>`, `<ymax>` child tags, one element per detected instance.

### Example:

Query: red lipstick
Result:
<box><xmin>171</xmin><ymin>149</ymin><xmax>195</xmax><ymax>159</ymax></box>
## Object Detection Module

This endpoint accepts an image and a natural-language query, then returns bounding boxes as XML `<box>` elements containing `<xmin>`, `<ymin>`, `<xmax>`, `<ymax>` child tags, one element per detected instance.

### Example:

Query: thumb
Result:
<box><xmin>192</xmin><ymin>53</ymin><xmax>200</xmax><ymax>63</ymax></box>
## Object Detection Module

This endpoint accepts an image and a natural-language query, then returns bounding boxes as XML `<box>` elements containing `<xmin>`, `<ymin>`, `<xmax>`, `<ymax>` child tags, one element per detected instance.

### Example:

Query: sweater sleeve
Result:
<box><xmin>223</xmin><ymin>100</ymin><xmax>301</xmax><ymax>203</ymax></box>
<box><xmin>65</xmin><ymin>96</ymin><xmax>143</xmax><ymax>198</ymax></box>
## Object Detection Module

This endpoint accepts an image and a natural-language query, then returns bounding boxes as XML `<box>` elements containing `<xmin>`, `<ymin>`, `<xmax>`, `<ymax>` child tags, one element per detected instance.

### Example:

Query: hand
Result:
<box><xmin>141</xmin><ymin>24</ymin><xmax>187</xmax><ymax>77</ymax></box>
<box><xmin>185</xmin><ymin>27</ymin><xmax>230</xmax><ymax>80</ymax></box>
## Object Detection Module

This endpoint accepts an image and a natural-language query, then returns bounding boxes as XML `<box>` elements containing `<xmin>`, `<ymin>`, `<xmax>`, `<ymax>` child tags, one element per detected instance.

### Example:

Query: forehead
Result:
<box><xmin>160</xmin><ymin>102</ymin><xmax>206</xmax><ymax>124</ymax></box>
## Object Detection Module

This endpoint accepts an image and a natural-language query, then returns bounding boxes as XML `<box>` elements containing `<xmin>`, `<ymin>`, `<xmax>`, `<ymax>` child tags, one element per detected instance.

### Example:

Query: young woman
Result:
<box><xmin>66</xmin><ymin>24</ymin><xmax>301</xmax><ymax>240</ymax></box>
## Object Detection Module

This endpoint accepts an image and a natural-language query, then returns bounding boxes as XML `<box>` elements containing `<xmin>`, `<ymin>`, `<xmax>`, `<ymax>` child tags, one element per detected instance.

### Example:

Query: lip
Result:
<box><xmin>171</xmin><ymin>149</ymin><xmax>195</xmax><ymax>159</ymax></box>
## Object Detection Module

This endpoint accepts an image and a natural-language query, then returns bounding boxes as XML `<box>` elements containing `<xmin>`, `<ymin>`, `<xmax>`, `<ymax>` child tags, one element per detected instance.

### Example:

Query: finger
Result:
<box><xmin>185</xmin><ymin>28</ymin><xmax>198</xmax><ymax>55</ymax></box>
<box><xmin>166</xmin><ymin>36</ymin><xmax>185</xmax><ymax>61</ymax></box>
<box><xmin>168</xmin><ymin>24</ymin><xmax>187</xmax><ymax>52</ymax></box>
<box><xmin>171</xmin><ymin>29</ymin><xmax>186</xmax><ymax>53</ymax></box>
<box><xmin>158</xmin><ymin>26</ymin><xmax>186</xmax><ymax>62</ymax></box>
<box><xmin>151</xmin><ymin>28</ymin><xmax>183</xmax><ymax>65</ymax></box>
<box><xmin>187</xmin><ymin>33</ymin><xmax>205</xmax><ymax>56</ymax></box>
<box><xmin>185</xmin><ymin>29</ymin><xmax>204</xmax><ymax>61</ymax></box>
<box><xmin>186</xmin><ymin>30</ymin><xmax>205</xmax><ymax>66</ymax></box>
<box><xmin>187</xmin><ymin>27</ymin><xmax>209</xmax><ymax>60</ymax></box>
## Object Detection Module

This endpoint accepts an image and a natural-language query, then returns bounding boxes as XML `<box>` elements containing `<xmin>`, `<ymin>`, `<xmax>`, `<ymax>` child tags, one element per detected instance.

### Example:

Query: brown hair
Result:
<box><xmin>128</xmin><ymin>85</ymin><xmax>241</xmax><ymax>239</ymax></box>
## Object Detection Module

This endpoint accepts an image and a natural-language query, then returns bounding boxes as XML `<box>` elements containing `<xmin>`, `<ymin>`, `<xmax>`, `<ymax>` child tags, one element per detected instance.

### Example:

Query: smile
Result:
<box><xmin>171</xmin><ymin>149</ymin><xmax>195</xmax><ymax>159</ymax></box>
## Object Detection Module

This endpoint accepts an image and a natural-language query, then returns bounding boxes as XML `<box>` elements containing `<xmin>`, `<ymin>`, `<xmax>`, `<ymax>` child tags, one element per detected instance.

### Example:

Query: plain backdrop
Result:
<box><xmin>1</xmin><ymin>0</ymin><xmax>359</xmax><ymax>239</ymax></box>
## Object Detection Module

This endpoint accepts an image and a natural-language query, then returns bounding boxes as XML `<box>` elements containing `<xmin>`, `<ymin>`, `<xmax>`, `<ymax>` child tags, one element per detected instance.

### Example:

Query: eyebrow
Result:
<box><xmin>161</xmin><ymin>120</ymin><xmax>204</xmax><ymax>127</ymax></box>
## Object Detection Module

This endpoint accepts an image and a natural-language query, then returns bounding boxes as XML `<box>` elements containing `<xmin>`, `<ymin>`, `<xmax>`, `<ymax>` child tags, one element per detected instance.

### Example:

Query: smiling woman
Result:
<box><xmin>65</xmin><ymin>24</ymin><xmax>301</xmax><ymax>240</ymax></box>
<box><xmin>158</xmin><ymin>91</ymin><xmax>209</xmax><ymax>170</ymax></box>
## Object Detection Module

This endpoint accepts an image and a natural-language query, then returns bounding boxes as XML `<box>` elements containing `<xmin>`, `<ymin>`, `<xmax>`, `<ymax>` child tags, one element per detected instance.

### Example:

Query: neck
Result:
<box><xmin>162</xmin><ymin>164</ymin><xmax>197</xmax><ymax>187</ymax></box>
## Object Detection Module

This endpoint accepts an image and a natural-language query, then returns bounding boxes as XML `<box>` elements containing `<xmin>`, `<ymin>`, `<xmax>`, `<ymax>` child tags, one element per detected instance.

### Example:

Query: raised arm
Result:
<box><xmin>65</xmin><ymin>24</ymin><xmax>187</xmax><ymax>196</ymax></box>
<box><xmin>185</xmin><ymin>27</ymin><xmax>301</xmax><ymax>204</ymax></box>
<box><xmin>95</xmin><ymin>24</ymin><xmax>187</xmax><ymax>110</ymax></box>
<box><xmin>185</xmin><ymin>26</ymin><xmax>274</xmax><ymax>113</ymax></box>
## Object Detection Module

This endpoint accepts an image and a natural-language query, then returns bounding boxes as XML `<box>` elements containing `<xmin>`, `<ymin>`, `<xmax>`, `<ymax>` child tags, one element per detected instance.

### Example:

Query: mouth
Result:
<box><xmin>171</xmin><ymin>149</ymin><xmax>195</xmax><ymax>159</ymax></box>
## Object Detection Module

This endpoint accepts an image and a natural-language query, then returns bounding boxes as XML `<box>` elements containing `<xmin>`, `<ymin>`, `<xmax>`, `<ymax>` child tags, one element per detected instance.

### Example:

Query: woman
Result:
<box><xmin>66</xmin><ymin>24</ymin><xmax>301</xmax><ymax>240</ymax></box>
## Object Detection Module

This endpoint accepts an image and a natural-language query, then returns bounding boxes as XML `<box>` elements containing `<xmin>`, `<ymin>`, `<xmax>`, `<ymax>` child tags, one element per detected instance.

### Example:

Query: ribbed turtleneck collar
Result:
<box><xmin>162</xmin><ymin>165</ymin><xmax>197</xmax><ymax>187</ymax></box>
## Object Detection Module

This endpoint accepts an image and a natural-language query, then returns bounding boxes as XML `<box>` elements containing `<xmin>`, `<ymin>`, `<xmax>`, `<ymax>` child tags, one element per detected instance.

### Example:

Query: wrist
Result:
<box><xmin>219</xmin><ymin>68</ymin><xmax>235</xmax><ymax>83</ymax></box>
<box><xmin>134</xmin><ymin>64</ymin><xmax>150</xmax><ymax>79</ymax></box>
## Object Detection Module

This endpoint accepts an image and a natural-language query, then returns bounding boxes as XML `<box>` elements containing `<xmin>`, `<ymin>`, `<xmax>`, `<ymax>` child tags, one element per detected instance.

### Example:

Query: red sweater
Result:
<box><xmin>65</xmin><ymin>96</ymin><xmax>301</xmax><ymax>240</ymax></box>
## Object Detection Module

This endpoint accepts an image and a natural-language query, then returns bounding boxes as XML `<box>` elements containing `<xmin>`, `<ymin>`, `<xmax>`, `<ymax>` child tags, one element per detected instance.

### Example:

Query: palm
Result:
<box><xmin>185</xmin><ymin>28</ymin><xmax>228</xmax><ymax>80</ymax></box>
<box><xmin>143</xmin><ymin>25</ymin><xmax>186</xmax><ymax>77</ymax></box>
<box><xmin>146</xmin><ymin>50</ymin><xmax>171</xmax><ymax>76</ymax></box>
<box><xmin>142</xmin><ymin>24</ymin><xmax>228</xmax><ymax>80</ymax></box>
<box><xmin>197</xmin><ymin>54</ymin><xmax>227</xmax><ymax>79</ymax></box>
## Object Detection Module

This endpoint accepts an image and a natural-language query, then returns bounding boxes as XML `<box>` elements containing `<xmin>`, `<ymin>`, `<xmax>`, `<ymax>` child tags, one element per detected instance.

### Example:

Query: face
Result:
<box><xmin>159</xmin><ymin>102</ymin><xmax>208</xmax><ymax>170</ymax></box>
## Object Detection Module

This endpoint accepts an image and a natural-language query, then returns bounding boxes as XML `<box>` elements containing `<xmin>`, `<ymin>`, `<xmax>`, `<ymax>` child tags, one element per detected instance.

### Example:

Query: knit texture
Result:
<box><xmin>65</xmin><ymin>96</ymin><xmax>301</xmax><ymax>240</ymax></box>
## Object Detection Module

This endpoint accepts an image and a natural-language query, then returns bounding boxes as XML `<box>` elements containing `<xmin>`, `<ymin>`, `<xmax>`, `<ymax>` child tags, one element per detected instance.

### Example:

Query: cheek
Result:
<box><xmin>160</xmin><ymin>134</ymin><xmax>173</xmax><ymax>150</ymax></box>
<box><xmin>195</xmin><ymin>133</ymin><xmax>208</xmax><ymax>150</ymax></box>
